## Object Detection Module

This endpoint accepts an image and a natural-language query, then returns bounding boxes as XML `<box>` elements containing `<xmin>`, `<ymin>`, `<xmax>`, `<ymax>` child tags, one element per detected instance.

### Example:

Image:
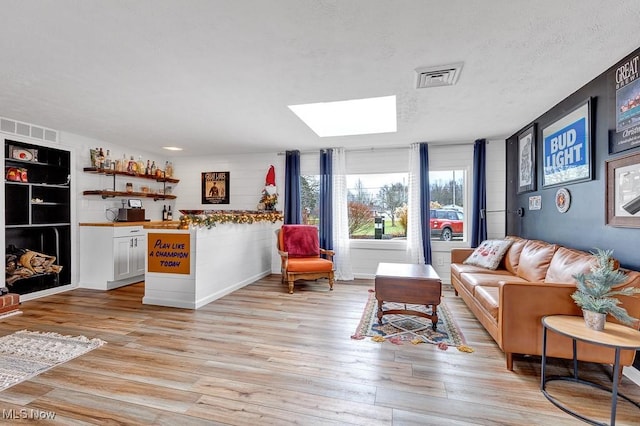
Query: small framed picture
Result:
<box><xmin>606</xmin><ymin>152</ymin><xmax>640</xmax><ymax>228</ymax></box>
<box><xmin>517</xmin><ymin>124</ymin><xmax>536</xmax><ymax>193</ymax></box>
<box><xmin>528</xmin><ymin>195</ymin><xmax>541</xmax><ymax>210</ymax></box>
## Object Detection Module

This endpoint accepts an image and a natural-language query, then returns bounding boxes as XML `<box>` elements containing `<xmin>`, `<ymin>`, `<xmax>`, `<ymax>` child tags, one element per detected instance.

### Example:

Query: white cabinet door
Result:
<box><xmin>132</xmin><ymin>235</ymin><xmax>146</xmax><ymax>276</ymax></box>
<box><xmin>113</xmin><ymin>236</ymin><xmax>134</xmax><ymax>280</ymax></box>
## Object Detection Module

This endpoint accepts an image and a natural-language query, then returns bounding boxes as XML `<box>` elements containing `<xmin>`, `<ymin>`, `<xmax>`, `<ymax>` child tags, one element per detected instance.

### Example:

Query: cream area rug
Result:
<box><xmin>0</xmin><ymin>330</ymin><xmax>105</xmax><ymax>392</ymax></box>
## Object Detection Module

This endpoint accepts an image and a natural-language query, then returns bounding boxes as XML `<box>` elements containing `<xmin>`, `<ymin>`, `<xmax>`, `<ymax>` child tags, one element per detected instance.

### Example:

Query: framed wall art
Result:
<box><xmin>606</xmin><ymin>151</ymin><xmax>640</xmax><ymax>228</ymax></box>
<box><xmin>542</xmin><ymin>98</ymin><xmax>593</xmax><ymax>188</ymax></box>
<box><xmin>609</xmin><ymin>52</ymin><xmax>640</xmax><ymax>154</ymax></box>
<box><xmin>517</xmin><ymin>124</ymin><xmax>536</xmax><ymax>193</ymax></box>
<box><xmin>201</xmin><ymin>171</ymin><xmax>230</xmax><ymax>204</ymax></box>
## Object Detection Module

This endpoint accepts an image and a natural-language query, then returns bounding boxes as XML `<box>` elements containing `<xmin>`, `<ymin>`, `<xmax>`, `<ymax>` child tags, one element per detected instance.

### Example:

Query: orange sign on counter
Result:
<box><xmin>147</xmin><ymin>233</ymin><xmax>190</xmax><ymax>274</ymax></box>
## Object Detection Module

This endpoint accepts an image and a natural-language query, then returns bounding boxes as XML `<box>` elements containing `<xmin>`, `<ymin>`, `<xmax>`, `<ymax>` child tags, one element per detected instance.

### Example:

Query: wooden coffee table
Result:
<box><xmin>374</xmin><ymin>262</ymin><xmax>442</xmax><ymax>330</ymax></box>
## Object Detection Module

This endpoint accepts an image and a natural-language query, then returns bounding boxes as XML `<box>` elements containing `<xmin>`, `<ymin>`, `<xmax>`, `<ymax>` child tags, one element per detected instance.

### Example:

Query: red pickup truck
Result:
<box><xmin>430</xmin><ymin>209</ymin><xmax>463</xmax><ymax>241</ymax></box>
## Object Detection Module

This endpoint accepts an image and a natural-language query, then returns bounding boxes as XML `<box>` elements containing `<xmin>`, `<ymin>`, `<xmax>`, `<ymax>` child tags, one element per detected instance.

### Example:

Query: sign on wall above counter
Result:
<box><xmin>202</xmin><ymin>171</ymin><xmax>230</xmax><ymax>204</ymax></box>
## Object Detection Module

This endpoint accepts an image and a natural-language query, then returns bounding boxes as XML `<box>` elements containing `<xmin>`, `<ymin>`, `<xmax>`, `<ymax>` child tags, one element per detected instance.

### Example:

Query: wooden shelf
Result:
<box><xmin>83</xmin><ymin>190</ymin><xmax>177</xmax><ymax>201</ymax></box>
<box><xmin>83</xmin><ymin>167</ymin><xmax>179</xmax><ymax>202</ymax></box>
<box><xmin>82</xmin><ymin>167</ymin><xmax>179</xmax><ymax>184</ymax></box>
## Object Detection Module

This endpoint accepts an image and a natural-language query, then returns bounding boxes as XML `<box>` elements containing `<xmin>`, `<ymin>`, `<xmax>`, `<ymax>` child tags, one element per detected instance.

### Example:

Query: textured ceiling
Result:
<box><xmin>1</xmin><ymin>0</ymin><xmax>639</xmax><ymax>156</ymax></box>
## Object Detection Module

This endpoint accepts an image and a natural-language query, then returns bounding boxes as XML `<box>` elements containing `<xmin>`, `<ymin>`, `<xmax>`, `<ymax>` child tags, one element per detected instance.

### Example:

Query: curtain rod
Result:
<box><xmin>276</xmin><ymin>141</ymin><xmax>476</xmax><ymax>156</ymax></box>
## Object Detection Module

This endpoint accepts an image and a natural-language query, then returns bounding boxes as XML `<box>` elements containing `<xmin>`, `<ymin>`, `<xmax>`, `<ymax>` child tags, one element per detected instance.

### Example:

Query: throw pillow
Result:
<box><xmin>282</xmin><ymin>225</ymin><xmax>320</xmax><ymax>257</ymax></box>
<box><xmin>463</xmin><ymin>239</ymin><xmax>514</xmax><ymax>270</ymax></box>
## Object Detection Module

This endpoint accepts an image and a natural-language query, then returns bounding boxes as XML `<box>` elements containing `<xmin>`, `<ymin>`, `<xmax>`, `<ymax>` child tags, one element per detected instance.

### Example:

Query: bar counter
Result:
<box><xmin>143</xmin><ymin>218</ymin><xmax>280</xmax><ymax>309</ymax></box>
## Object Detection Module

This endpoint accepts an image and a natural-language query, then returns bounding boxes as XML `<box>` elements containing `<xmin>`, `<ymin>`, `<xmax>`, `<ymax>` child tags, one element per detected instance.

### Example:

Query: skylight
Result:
<box><xmin>288</xmin><ymin>95</ymin><xmax>397</xmax><ymax>137</ymax></box>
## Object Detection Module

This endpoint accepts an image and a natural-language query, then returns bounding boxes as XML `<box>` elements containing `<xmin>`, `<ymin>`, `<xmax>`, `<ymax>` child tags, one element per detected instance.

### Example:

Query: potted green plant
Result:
<box><xmin>571</xmin><ymin>248</ymin><xmax>640</xmax><ymax>331</ymax></box>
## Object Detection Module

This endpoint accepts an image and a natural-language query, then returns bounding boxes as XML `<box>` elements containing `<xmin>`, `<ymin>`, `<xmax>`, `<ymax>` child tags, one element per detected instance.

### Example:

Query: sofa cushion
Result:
<box><xmin>451</xmin><ymin>263</ymin><xmax>513</xmax><ymax>280</ymax></box>
<box><xmin>516</xmin><ymin>240</ymin><xmax>558</xmax><ymax>282</ymax></box>
<box><xmin>459</xmin><ymin>272</ymin><xmax>528</xmax><ymax>296</ymax></box>
<box><xmin>502</xmin><ymin>236</ymin><xmax>527</xmax><ymax>275</ymax></box>
<box><xmin>475</xmin><ymin>286</ymin><xmax>499</xmax><ymax>321</ymax></box>
<box><xmin>287</xmin><ymin>257</ymin><xmax>333</xmax><ymax>272</ymax></box>
<box><xmin>545</xmin><ymin>247</ymin><xmax>595</xmax><ymax>283</ymax></box>
<box><xmin>463</xmin><ymin>239</ymin><xmax>514</xmax><ymax>270</ymax></box>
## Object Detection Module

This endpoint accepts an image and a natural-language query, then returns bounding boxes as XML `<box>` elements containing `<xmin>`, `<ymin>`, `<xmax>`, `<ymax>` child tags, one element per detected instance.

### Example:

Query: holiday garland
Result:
<box><xmin>179</xmin><ymin>210</ymin><xmax>283</xmax><ymax>229</ymax></box>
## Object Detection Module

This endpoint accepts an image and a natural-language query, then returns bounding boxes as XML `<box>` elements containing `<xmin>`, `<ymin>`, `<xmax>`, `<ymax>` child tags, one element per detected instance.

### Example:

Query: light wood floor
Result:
<box><xmin>0</xmin><ymin>276</ymin><xmax>639</xmax><ymax>425</ymax></box>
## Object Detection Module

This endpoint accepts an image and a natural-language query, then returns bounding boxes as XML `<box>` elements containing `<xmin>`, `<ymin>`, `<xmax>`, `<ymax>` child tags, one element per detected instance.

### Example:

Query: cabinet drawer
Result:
<box><xmin>113</xmin><ymin>226</ymin><xmax>144</xmax><ymax>238</ymax></box>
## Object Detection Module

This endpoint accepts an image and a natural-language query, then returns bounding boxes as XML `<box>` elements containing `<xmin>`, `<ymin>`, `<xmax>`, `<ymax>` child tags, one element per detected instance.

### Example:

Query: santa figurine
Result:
<box><xmin>264</xmin><ymin>165</ymin><xmax>277</xmax><ymax>195</ymax></box>
<box><xmin>261</xmin><ymin>165</ymin><xmax>278</xmax><ymax>210</ymax></box>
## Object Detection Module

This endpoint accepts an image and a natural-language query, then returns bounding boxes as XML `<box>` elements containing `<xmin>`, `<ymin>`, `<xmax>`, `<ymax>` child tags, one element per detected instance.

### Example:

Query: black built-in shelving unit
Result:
<box><xmin>4</xmin><ymin>139</ymin><xmax>71</xmax><ymax>294</ymax></box>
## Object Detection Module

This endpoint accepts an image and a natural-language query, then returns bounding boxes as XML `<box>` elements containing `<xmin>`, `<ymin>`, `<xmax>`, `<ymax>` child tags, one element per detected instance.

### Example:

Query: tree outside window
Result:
<box><xmin>301</xmin><ymin>175</ymin><xmax>319</xmax><ymax>225</ymax></box>
<box><xmin>346</xmin><ymin>173</ymin><xmax>407</xmax><ymax>239</ymax></box>
<box><xmin>303</xmin><ymin>170</ymin><xmax>465</xmax><ymax>242</ymax></box>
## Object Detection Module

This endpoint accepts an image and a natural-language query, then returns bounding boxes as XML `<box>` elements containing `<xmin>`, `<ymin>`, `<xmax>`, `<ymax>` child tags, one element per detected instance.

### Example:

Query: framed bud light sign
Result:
<box><xmin>542</xmin><ymin>98</ymin><xmax>593</xmax><ymax>188</ymax></box>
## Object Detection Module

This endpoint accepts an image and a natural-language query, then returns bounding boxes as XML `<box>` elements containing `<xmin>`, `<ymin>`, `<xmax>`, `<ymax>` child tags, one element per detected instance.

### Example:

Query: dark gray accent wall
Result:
<box><xmin>506</xmin><ymin>47</ymin><xmax>640</xmax><ymax>271</ymax></box>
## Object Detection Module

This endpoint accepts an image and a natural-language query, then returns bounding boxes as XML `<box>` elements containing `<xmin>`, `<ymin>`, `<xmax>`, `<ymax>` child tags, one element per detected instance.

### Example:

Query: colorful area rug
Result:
<box><xmin>352</xmin><ymin>290</ymin><xmax>472</xmax><ymax>352</ymax></box>
<box><xmin>0</xmin><ymin>330</ymin><xmax>105</xmax><ymax>392</ymax></box>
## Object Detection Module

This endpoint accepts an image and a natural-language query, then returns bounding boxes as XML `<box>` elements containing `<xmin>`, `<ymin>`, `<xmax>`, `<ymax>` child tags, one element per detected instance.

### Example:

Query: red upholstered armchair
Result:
<box><xmin>277</xmin><ymin>225</ymin><xmax>335</xmax><ymax>294</ymax></box>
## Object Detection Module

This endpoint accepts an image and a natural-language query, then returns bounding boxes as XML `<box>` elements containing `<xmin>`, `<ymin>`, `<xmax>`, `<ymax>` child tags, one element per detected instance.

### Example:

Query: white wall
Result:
<box><xmin>173</xmin><ymin>153</ymin><xmax>283</xmax><ymax>213</ymax></box>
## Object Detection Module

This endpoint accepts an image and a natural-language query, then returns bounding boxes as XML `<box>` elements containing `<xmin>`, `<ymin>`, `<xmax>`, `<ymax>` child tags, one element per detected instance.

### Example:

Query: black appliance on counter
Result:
<box><xmin>117</xmin><ymin>199</ymin><xmax>146</xmax><ymax>222</ymax></box>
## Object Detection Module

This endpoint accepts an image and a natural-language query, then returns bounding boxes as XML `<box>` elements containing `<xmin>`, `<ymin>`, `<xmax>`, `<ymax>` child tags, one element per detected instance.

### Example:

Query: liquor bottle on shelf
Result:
<box><xmin>162</xmin><ymin>205</ymin><xmax>168</xmax><ymax>221</ymax></box>
<box><xmin>92</xmin><ymin>147</ymin><xmax>99</xmax><ymax>167</ymax></box>
<box><xmin>165</xmin><ymin>161</ymin><xmax>173</xmax><ymax>177</ymax></box>
<box><xmin>97</xmin><ymin>148</ymin><xmax>105</xmax><ymax>169</ymax></box>
<box><xmin>137</xmin><ymin>156</ymin><xmax>145</xmax><ymax>175</ymax></box>
<box><xmin>167</xmin><ymin>206</ymin><xmax>173</xmax><ymax>221</ymax></box>
<box><xmin>127</xmin><ymin>156</ymin><xmax>137</xmax><ymax>174</ymax></box>
<box><xmin>150</xmin><ymin>161</ymin><xmax>157</xmax><ymax>176</ymax></box>
<box><xmin>116</xmin><ymin>153</ymin><xmax>127</xmax><ymax>172</ymax></box>
<box><xmin>145</xmin><ymin>160</ymin><xmax>151</xmax><ymax>176</ymax></box>
<box><xmin>104</xmin><ymin>150</ymin><xmax>112</xmax><ymax>170</ymax></box>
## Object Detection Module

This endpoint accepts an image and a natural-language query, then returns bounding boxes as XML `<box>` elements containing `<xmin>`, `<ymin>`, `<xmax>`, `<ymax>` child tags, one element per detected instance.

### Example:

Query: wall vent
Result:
<box><xmin>0</xmin><ymin>117</ymin><xmax>58</xmax><ymax>143</ymax></box>
<box><xmin>415</xmin><ymin>62</ymin><xmax>463</xmax><ymax>88</ymax></box>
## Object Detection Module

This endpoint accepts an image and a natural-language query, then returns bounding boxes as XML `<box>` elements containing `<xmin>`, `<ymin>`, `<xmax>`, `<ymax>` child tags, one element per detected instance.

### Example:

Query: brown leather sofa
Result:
<box><xmin>451</xmin><ymin>236</ymin><xmax>640</xmax><ymax>371</ymax></box>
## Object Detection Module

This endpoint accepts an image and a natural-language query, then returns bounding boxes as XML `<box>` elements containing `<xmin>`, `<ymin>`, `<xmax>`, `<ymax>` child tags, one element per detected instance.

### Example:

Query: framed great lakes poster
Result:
<box><xmin>201</xmin><ymin>171</ymin><xmax>230</xmax><ymax>204</ymax></box>
<box><xmin>610</xmin><ymin>52</ymin><xmax>640</xmax><ymax>154</ymax></box>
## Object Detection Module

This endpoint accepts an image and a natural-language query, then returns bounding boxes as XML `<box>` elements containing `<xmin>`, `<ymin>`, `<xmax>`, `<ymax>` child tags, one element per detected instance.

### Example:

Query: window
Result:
<box><xmin>300</xmin><ymin>148</ymin><xmax>469</xmax><ymax>244</ymax></box>
<box><xmin>429</xmin><ymin>169</ymin><xmax>466</xmax><ymax>241</ymax></box>
<box><xmin>301</xmin><ymin>175</ymin><xmax>319</xmax><ymax>225</ymax></box>
<box><xmin>303</xmin><ymin>169</ymin><xmax>466</xmax><ymax>242</ymax></box>
<box><xmin>346</xmin><ymin>173</ymin><xmax>408</xmax><ymax>239</ymax></box>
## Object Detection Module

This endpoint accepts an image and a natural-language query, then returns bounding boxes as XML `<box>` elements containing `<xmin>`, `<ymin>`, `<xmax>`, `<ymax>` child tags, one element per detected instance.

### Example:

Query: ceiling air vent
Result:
<box><xmin>415</xmin><ymin>62</ymin><xmax>463</xmax><ymax>89</ymax></box>
<box><xmin>0</xmin><ymin>117</ymin><xmax>58</xmax><ymax>143</ymax></box>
